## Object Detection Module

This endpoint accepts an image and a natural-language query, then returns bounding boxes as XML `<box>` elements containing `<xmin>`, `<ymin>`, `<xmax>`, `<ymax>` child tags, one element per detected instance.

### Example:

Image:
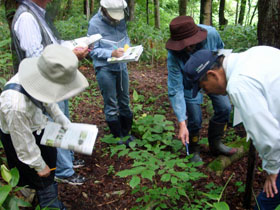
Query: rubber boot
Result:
<box><xmin>120</xmin><ymin>114</ymin><xmax>135</xmax><ymax>146</ymax></box>
<box><xmin>208</xmin><ymin>120</ymin><xmax>238</xmax><ymax>156</ymax></box>
<box><xmin>189</xmin><ymin>132</ymin><xmax>203</xmax><ymax>162</ymax></box>
<box><xmin>106</xmin><ymin>120</ymin><xmax>124</xmax><ymax>144</ymax></box>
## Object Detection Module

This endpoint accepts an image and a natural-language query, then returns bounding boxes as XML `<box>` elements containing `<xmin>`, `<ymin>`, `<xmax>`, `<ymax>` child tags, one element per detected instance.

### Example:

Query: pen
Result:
<box><xmin>185</xmin><ymin>143</ymin><xmax>189</xmax><ymax>156</ymax></box>
<box><xmin>50</xmin><ymin>168</ymin><xmax>56</xmax><ymax>171</ymax></box>
<box><xmin>113</xmin><ymin>45</ymin><xmax>118</xmax><ymax>50</ymax></box>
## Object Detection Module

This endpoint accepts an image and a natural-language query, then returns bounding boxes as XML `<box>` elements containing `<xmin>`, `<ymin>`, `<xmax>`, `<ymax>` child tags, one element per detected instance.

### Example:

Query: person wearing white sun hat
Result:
<box><xmin>87</xmin><ymin>0</ymin><xmax>134</xmax><ymax>146</ymax></box>
<box><xmin>11</xmin><ymin>0</ymin><xmax>89</xmax><ymax>186</ymax></box>
<box><xmin>0</xmin><ymin>44</ymin><xmax>88</xmax><ymax>210</ymax></box>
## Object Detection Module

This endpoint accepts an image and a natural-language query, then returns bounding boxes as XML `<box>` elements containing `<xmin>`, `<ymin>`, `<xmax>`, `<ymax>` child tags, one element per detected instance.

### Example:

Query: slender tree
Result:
<box><xmin>154</xmin><ymin>0</ymin><xmax>160</xmax><ymax>29</ymax></box>
<box><xmin>200</xmin><ymin>0</ymin><xmax>212</xmax><ymax>25</ymax></box>
<box><xmin>258</xmin><ymin>0</ymin><xmax>280</xmax><ymax>48</ymax></box>
<box><xmin>244</xmin><ymin>0</ymin><xmax>251</xmax><ymax>25</ymax></box>
<box><xmin>249</xmin><ymin>0</ymin><xmax>258</xmax><ymax>25</ymax></box>
<box><xmin>86</xmin><ymin>0</ymin><xmax>90</xmax><ymax>21</ymax></box>
<box><xmin>179</xmin><ymin>0</ymin><xmax>187</xmax><ymax>16</ymax></box>
<box><xmin>238</xmin><ymin>0</ymin><xmax>246</xmax><ymax>25</ymax></box>
<box><xmin>235</xmin><ymin>0</ymin><xmax>239</xmax><ymax>25</ymax></box>
<box><xmin>219</xmin><ymin>0</ymin><xmax>227</xmax><ymax>29</ymax></box>
<box><xmin>90</xmin><ymin>0</ymin><xmax>95</xmax><ymax>14</ymax></box>
<box><xmin>127</xmin><ymin>0</ymin><xmax>135</xmax><ymax>21</ymax></box>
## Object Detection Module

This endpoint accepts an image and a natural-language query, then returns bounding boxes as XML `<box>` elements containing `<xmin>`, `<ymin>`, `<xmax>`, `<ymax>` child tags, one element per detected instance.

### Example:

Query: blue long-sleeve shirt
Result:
<box><xmin>87</xmin><ymin>9</ymin><xmax>130</xmax><ymax>71</ymax></box>
<box><xmin>167</xmin><ymin>24</ymin><xmax>224</xmax><ymax>122</ymax></box>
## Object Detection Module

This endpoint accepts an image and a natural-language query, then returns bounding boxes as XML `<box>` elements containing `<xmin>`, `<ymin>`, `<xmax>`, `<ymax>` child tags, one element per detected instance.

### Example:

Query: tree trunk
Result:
<box><xmin>154</xmin><ymin>0</ymin><xmax>160</xmax><ymax>29</ymax></box>
<box><xmin>249</xmin><ymin>0</ymin><xmax>258</xmax><ymax>25</ymax></box>
<box><xmin>235</xmin><ymin>0</ymin><xmax>239</xmax><ymax>25</ymax></box>
<box><xmin>219</xmin><ymin>0</ymin><xmax>227</xmax><ymax>29</ymax></box>
<box><xmin>4</xmin><ymin>0</ymin><xmax>18</xmax><ymax>30</ymax></box>
<box><xmin>243</xmin><ymin>140</ymin><xmax>256</xmax><ymax>209</ymax></box>
<box><xmin>238</xmin><ymin>0</ymin><xmax>246</xmax><ymax>25</ymax></box>
<box><xmin>146</xmin><ymin>0</ymin><xmax>149</xmax><ymax>25</ymax></box>
<box><xmin>258</xmin><ymin>0</ymin><xmax>280</xmax><ymax>48</ymax></box>
<box><xmin>179</xmin><ymin>0</ymin><xmax>187</xmax><ymax>16</ymax></box>
<box><xmin>200</xmin><ymin>0</ymin><xmax>212</xmax><ymax>25</ymax></box>
<box><xmin>245</xmin><ymin>0</ymin><xmax>251</xmax><ymax>25</ymax></box>
<box><xmin>127</xmin><ymin>0</ymin><xmax>135</xmax><ymax>21</ymax></box>
<box><xmin>86</xmin><ymin>0</ymin><xmax>90</xmax><ymax>21</ymax></box>
<box><xmin>90</xmin><ymin>0</ymin><xmax>95</xmax><ymax>14</ymax></box>
<box><xmin>207</xmin><ymin>138</ymin><xmax>250</xmax><ymax>176</ymax></box>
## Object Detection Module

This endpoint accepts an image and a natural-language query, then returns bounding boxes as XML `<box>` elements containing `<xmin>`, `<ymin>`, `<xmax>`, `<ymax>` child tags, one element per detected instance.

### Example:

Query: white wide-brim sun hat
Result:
<box><xmin>100</xmin><ymin>0</ymin><xmax>127</xmax><ymax>20</ymax></box>
<box><xmin>18</xmin><ymin>44</ymin><xmax>89</xmax><ymax>103</ymax></box>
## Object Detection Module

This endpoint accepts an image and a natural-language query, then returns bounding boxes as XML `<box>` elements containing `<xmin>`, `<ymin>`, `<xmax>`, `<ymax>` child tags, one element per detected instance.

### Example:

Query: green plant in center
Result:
<box><xmin>102</xmin><ymin>114</ymin><xmax>206</xmax><ymax>209</ymax></box>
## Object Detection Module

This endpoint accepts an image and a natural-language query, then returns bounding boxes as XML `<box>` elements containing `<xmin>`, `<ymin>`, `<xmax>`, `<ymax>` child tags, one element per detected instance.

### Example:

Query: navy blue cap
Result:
<box><xmin>183</xmin><ymin>49</ymin><xmax>218</xmax><ymax>98</ymax></box>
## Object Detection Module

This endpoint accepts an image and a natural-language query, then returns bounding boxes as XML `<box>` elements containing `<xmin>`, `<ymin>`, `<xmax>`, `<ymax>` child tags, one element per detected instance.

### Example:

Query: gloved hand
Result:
<box><xmin>53</xmin><ymin>114</ymin><xmax>71</xmax><ymax>129</ymax></box>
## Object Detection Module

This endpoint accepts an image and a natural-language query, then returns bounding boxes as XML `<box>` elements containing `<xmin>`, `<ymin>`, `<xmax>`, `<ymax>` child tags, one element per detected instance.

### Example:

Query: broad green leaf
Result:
<box><xmin>118</xmin><ymin>149</ymin><xmax>129</xmax><ymax>157</ymax></box>
<box><xmin>100</xmin><ymin>135</ymin><xmax>120</xmax><ymax>144</ymax></box>
<box><xmin>2</xmin><ymin>195</ymin><xmax>19</xmax><ymax>210</ymax></box>
<box><xmin>9</xmin><ymin>168</ymin><xmax>19</xmax><ymax>187</ymax></box>
<box><xmin>1</xmin><ymin>165</ymin><xmax>12</xmax><ymax>183</ymax></box>
<box><xmin>202</xmin><ymin>192</ymin><xmax>220</xmax><ymax>201</ymax></box>
<box><xmin>133</xmin><ymin>89</ymin><xmax>139</xmax><ymax>102</ymax></box>
<box><xmin>13</xmin><ymin>196</ymin><xmax>32</xmax><ymax>207</ymax></box>
<box><xmin>141</xmin><ymin>170</ymin><xmax>155</xmax><ymax>181</ymax></box>
<box><xmin>178</xmin><ymin>188</ymin><xmax>187</xmax><ymax>197</ymax></box>
<box><xmin>159</xmin><ymin>203</ymin><xmax>168</xmax><ymax>208</ymax></box>
<box><xmin>165</xmin><ymin>126</ymin><xmax>174</xmax><ymax>131</ymax></box>
<box><xmin>129</xmin><ymin>176</ymin><xmax>140</xmax><ymax>188</ymax></box>
<box><xmin>117</xmin><ymin>167</ymin><xmax>145</xmax><ymax>177</ymax></box>
<box><xmin>177</xmin><ymin>162</ymin><xmax>186</xmax><ymax>168</ymax></box>
<box><xmin>171</xmin><ymin>176</ymin><xmax>178</xmax><ymax>184</ymax></box>
<box><xmin>0</xmin><ymin>185</ymin><xmax>12</xmax><ymax>206</ymax></box>
<box><xmin>160</xmin><ymin>173</ymin><xmax>171</xmax><ymax>182</ymax></box>
<box><xmin>128</xmin><ymin>141</ymin><xmax>136</xmax><ymax>148</ymax></box>
<box><xmin>213</xmin><ymin>202</ymin><xmax>230</xmax><ymax>210</ymax></box>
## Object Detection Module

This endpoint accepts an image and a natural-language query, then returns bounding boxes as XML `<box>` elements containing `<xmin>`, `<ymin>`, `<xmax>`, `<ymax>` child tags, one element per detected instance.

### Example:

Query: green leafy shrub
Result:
<box><xmin>219</xmin><ymin>25</ymin><xmax>257</xmax><ymax>52</ymax></box>
<box><xmin>101</xmin><ymin>114</ymin><xmax>207</xmax><ymax>209</ymax></box>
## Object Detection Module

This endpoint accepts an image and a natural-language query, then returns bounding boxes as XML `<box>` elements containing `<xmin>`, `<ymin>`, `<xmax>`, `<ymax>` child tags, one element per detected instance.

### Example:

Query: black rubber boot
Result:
<box><xmin>119</xmin><ymin>114</ymin><xmax>133</xmax><ymax>137</ymax></box>
<box><xmin>189</xmin><ymin>132</ymin><xmax>202</xmax><ymax>162</ymax></box>
<box><xmin>208</xmin><ymin>120</ymin><xmax>238</xmax><ymax>156</ymax></box>
<box><xmin>106</xmin><ymin>120</ymin><xmax>122</xmax><ymax>138</ymax></box>
<box><xmin>120</xmin><ymin>114</ymin><xmax>135</xmax><ymax>146</ymax></box>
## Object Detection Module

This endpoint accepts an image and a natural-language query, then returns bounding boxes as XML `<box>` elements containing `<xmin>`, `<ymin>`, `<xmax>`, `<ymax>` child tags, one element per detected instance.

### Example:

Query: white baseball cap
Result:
<box><xmin>100</xmin><ymin>0</ymin><xmax>127</xmax><ymax>20</ymax></box>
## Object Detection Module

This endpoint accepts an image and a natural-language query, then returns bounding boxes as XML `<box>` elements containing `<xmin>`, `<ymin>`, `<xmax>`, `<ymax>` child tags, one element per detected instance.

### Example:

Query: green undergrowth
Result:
<box><xmin>101</xmin><ymin>113</ymin><xmax>238</xmax><ymax>209</ymax></box>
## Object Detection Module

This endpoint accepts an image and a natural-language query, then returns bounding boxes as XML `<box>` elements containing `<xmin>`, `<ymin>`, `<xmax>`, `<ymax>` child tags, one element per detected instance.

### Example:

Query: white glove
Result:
<box><xmin>53</xmin><ymin>114</ymin><xmax>71</xmax><ymax>129</ymax></box>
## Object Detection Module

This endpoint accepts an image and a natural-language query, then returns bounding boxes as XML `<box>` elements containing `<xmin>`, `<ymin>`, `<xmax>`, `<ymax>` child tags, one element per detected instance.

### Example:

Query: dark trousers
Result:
<box><xmin>0</xmin><ymin>129</ymin><xmax>65</xmax><ymax>209</ymax></box>
<box><xmin>254</xmin><ymin>173</ymin><xmax>280</xmax><ymax>210</ymax></box>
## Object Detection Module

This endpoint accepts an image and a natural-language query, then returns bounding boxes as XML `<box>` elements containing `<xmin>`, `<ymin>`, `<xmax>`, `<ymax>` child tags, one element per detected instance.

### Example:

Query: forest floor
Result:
<box><xmin>21</xmin><ymin>61</ymin><xmax>265</xmax><ymax>210</ymax></box>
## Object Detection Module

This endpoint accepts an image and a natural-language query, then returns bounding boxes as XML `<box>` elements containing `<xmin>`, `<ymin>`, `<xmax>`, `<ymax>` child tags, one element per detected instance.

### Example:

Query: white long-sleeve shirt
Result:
<box><xmin>0</xmin><ymin>74</ymin><xmax>65</xmax><ymax>172</ymax></box>
<box><xmin>224</xmin><ymin>46</ymin><xmax>280</xmax><ymax>174</ymax></box>
<box><xmin>13</xmin><ymin>2</ymin><xmax>58</xmax><ymax>58</ymax></box>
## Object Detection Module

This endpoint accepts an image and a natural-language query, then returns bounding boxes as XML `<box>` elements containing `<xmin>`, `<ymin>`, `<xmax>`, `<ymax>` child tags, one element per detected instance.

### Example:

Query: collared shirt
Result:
<box><xmin>0</xmin><ymin>74</ymin><xmax>64</xmax><ymax>172</ymax></box>
<box><xmin>13</xmin><ymin>2</ymin><xmax>58</xmax><ymax>58</ymax></box>
<box><xmin>225</xmin><ymin>46</ymin><xmax>280</xmax><ymax>174</ymax></box>
<box><xmin>167</xmin><ymin>24</ymin><xmax>224</xmax><ymax>122</ymax></box>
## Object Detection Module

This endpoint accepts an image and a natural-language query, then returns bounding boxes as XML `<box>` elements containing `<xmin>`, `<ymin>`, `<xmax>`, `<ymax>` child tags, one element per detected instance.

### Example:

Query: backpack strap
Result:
<box><xmin>3</xmin><ymin>83</ymin><xmax>47</xmax><ymax>114</ymax></box>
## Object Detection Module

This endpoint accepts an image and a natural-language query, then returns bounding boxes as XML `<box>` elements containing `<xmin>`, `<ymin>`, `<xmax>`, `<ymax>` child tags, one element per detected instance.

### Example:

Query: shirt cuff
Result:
<box><xmin>34</xmin><ymin>160</ymin><xmax>47</xmax><ymax>172</ymax></box>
